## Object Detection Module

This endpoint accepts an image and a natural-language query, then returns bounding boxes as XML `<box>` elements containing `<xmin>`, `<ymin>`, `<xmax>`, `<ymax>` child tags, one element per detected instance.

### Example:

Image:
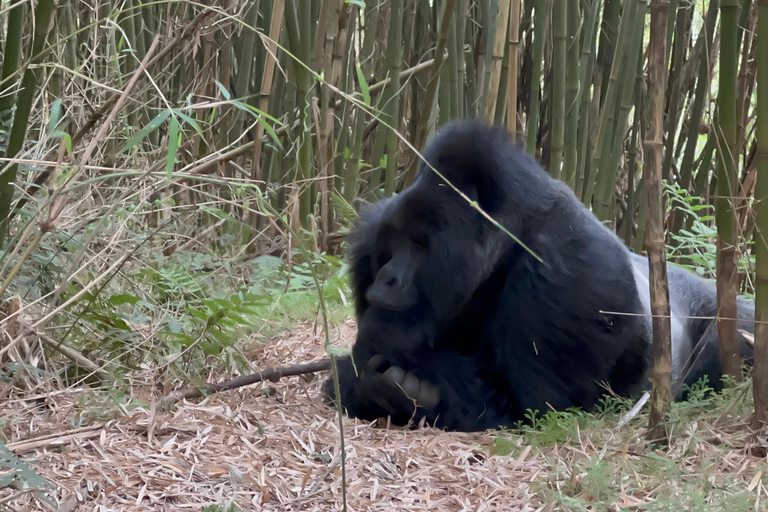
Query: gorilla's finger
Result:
<box><xmin>401</xmin><ymin>372</ymin><xmax>421</xmax><ymax>398</ymax></box>
<box><xmin>368</xmin><ymin>374</ymin><xmax>414</xmax><ymax>415</ymax></box>
<box><xmin>367</xmin><ymin>354</ymin><xmax>386</xmax><ymax>373</ymax></box>
<box><xmin>416</xmin><ymin>381</ymin><xmax>441</xmax><ymax>408</ymax></box>
<box><xmin>383</xmin><ymin>365</ymin><xmax>406</xmax><ymax>385</ymax></box>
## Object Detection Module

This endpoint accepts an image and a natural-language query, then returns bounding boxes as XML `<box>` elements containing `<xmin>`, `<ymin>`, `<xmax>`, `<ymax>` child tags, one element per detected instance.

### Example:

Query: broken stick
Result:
<box><xmin>159</xmin><ymin>359</ymin><xmax>332</xmax><ymax>409</ymax></box>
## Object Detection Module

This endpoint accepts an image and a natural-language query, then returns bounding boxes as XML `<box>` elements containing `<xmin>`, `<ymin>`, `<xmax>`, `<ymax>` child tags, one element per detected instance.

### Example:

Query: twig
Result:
<box><xmin>38</xmin><ymin>332</ymin><xmax>107</xmax><ymax>381</ymax></box>
<box><xmin>159</xmin><ymin>359</ymin><xmax>332</xmax><ymax>408</ymax></box>
<box><xmin>6</xmin><ymin>423</ymin><xmax>106</xmax><ymax>454</ymax></box>
<box><xmin>618</xmin><ymin>392</ymin><xmax>651</xmax><ymax>427</ymax></box>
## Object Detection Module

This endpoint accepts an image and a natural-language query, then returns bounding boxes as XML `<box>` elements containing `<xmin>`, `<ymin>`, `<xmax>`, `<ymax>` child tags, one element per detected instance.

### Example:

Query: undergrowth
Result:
<box><xmin>4</xmin><ymin>214</ymin><xmax>354</xmax><ymax>388</ymax></box>
<box><xmin>489</xmin><ymin>375</ymin><xmax>762</xmax><ymax>510</ymax></box>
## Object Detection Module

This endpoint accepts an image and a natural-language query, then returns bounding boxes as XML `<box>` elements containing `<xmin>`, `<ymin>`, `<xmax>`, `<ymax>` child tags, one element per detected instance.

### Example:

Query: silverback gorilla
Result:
<box><xmin>322</xmin><ymin>120</ymin><xmax>755</xmax><ymax>432</ymax></box>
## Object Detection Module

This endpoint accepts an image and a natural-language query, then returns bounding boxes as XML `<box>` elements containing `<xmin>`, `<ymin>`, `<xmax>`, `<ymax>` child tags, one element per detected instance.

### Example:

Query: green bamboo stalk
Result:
<box><xmin>736</xmin><ymin>12</ymin><xmax>756</xmax><ymax>167</ymax></box>
<box><xmin>477</xmin><ymin>0</ymin><xmax>493</xmax><ymax>115</ymax></box>
<box><xmin>494</xmin><ymin>40</ymin><xmax>511</xmax><ymax>123</ymax></box>
<box><xmin>98</xmin><ymin>0</ymin><xmax>118</xmax><ymax>82</ymax></box>
<box><xmin>624</xmin><ymin>62</ymin><xmax>644</xmax><ymax>247</ymax></box>
<box><xmin>715</xmin><ymin>0</ymin><xmax>744</xmax><ymax>382</ymax></box>
<box><xmin>383</xmin><ymin>0</ymin><xmax>404</xmax><ymax>198</ymax></box>
<box><xmin>596</xmin><ymin>4</ymin><xmax>647</xmax><ymax>223</ymax></box>
<box><xmin>671</xmin><ymin>0</ymin><xmax>719</xmax><ymax>237</ymax></box>
<box><xmin>345</xmin><ymin>3</ymin><xmax>381</xmax><ymax>202</ymax></box>
<box><xmin>507</xmin><ymin>0</ymin><xmax>521</xmax><ymax>137</ymax></box>
<box><xmin>333</xmin><ymin>4</ymin><xmax>357</xmax><ymax>193</ymax></box>
<box><xmin>132</xmin><ymin>0</ymin><xmax>147</xmax><ymax>61</ymax></box>
<box><xmin>62</xmin><ymin>0</ymin><xmax>78</xmax><ymax>71</ymax></box>
<box><xmin>0</xmin><ymin>0</ymin><xmax>55</xmax><ymax>246</ymax></box>
<box><xmin>750</xmin><ymin>0</ymin><xmax>768</xmax><ymax>422</ymax></box>
<box><xmin>314</xmin><ymin>0</ymin><xmax>344</xmax><ymax>244</ymax></box>
<box><xmin>526</xmin><ymin>0</ymin><xmax>552</xmax><ymax>156</ymax></box>
<box><xmin>404</xmin><ymin>0</ymin><xmax>457</xmax><ymax>186</ymax></box>
<box><xmin>0</xmin><ymin>0</ymin><xmax>25</xmax><ymax>132</ymax></box>
<box><xmin>664</xmin><ymin>0</ymin><xmax>681</xmax><ymax>68</ymax></box>
<box><xmin>484</xmin><ymin>0</ymin><xmax>511</xmax><ymax>122</ymax></box>
<box><xmin>550</xmin><ymin>0</ymin><xmax>567</xmax><ymax>178</ymax></box>
<box><xmin>577</xmin><ymin>70</ymin><xmax>599</xmax><ymax>201</ymax></box>
<box><xmin>285</xmin><ymin>0</ymin><xmax>316</xmax><ymax>226</ymax></box>
<box><xmin>574</xmin><ymin>0</ymin><xmax>601</xmax><ymax>200</ymax></box>
<box><xmin>465</xmin><ymin>12</ymin><xmax>478</xmax><ymax>118</ymax></box>
<box><xmin>596</xmin><ymin>0</ymin><xmax>620</xmax><ymax>106</ymax></box>
<box><xmin>142</xmin><ymin>1</ymin><xmax>156</xmax><ymax>57</ymax></box>
<box><xmin>455</xmin><ymin>0</ymin><xmax>467</xmax><ymax>117</ymax></box>
<box><xmin>235</xmin><ymin>1</ymin><xmax>261</xmax><ymax>108</ymax></box>
<box><xmin>561</xmin><ymin>0</ymin><xmax>579</xmax><ymax>187</ymax></box>
<box><xmin>439</xmin><ymin>32</ymin><xmax>453</xmax><ymax>126</ymax></box>
<box><xmin>370</xmin><ymin>3</ymin><xmax>398</xmax><ymax>196</ymax></box>
<box><xmin>661</xmin><ymin>4</ymin><xmax>693</xmax><ymax>183</ymax></box>
<box><xmin>447</xmin><ymin>2</ymin><xmax>461</xmax><ymax>120</ymax></box>
<box><xmin>587</xmin><ymin>0</ymin><xmax>639</xmax><ymax>216</ymax></box>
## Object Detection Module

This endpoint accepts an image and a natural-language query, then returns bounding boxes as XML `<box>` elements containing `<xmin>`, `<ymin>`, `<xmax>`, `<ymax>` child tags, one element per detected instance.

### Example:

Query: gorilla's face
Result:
<box><xmin>363</xmin><ymin>185</ymin><xmax>496</xmax><ymax>322</ymax></box>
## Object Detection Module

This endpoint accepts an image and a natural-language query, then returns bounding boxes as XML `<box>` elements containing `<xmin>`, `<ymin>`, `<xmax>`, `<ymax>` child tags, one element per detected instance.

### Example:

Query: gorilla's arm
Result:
<box><xmin>323</xmin><ymin>351</ymin><xmax>515</xmax><ymax>432</ymax></box>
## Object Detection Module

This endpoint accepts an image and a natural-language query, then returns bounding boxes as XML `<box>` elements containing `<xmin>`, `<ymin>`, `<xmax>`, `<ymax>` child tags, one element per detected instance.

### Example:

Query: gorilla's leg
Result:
<box><xmin>676</xmin><ymin>295</ymin><xmax>755</xmax><ymax>398</ymax></box>
<box><xmin>323</xmin><ymin>351</ymin><xmax>514</xmax><ymax>431</ymax></box>
<box><xmin>629</xmin><ymin>252</ymin><xmax>755</xmax><ymax>398</ymax></box>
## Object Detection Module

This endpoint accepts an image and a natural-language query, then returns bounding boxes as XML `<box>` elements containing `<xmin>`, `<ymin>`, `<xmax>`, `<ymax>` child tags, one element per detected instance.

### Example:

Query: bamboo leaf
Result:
<box><xmin>48</xmin><ymin>98</ymin><xmax>63</xmax><ymax>133</ymax></box>
<box><xmin>214</xmin><ymin>79</ymin><xmax>231</xmax><ymax>100</ymax></box>
<box><xmin>166</xmin><ymin>115</ymin><xmax>179</xmax><ymax>178</ymax></box>
<box><xmin>175</xmin><ymin>111</ymin><xmax>205</xmax><ymax>139</ymax></box>
<box><xmin>118</xmin><ymin>110</ymin><xmax>172</xmax><ymax>154</ymax></box>
<box><xmin>355</xmin><ymin>63</ymin><xmax>371</xmax><ymax>105</ymax></box>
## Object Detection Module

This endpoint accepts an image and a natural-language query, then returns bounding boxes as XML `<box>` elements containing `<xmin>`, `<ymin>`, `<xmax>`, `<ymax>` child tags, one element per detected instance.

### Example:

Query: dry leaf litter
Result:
<box><xmin>2</xmin><ymin>319</ymin><xmax>551</xmax><ymax>511</ymax></box>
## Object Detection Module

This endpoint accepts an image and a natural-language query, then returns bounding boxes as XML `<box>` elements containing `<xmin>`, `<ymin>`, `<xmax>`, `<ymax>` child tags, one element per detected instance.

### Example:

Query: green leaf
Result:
<box><xmin>118</xmin><ymin>110</ymin><xmax>172</xmax><ymax>154</ymax></box>
<box><xmin>48</xmin><ymin>99</ymin><xmax>63</xmax><ymax>133</ymax></box>
<box><xmin>176</xmin><ymin>111</ymin><xmax>205</xmax><ymax>139</ymax></box>
<box><xmin>257</xmin><ymin>116</ymin><xmax>282</xmax><ymax>149</ymax></box>
<box><xmin>214</xmin><ymin>79</ymin><xmax>231</xmax><ymax>100</ymax></box>
<box><xmin>355</xmin><ymin>63</ymin><xmax>370</xmax><ymax>105</ymax></box>
<box><xmin>167</xmin><ymin>115</ymin><xmax>180</xmax><ymax>178</ymax></box>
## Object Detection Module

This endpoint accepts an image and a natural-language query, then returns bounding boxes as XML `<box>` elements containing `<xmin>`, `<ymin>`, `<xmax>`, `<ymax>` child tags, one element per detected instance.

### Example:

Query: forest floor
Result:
<box><xmin>5</xmin><ymin>317</ymin><xmax>768</xmax><ymax>511</ymax></box>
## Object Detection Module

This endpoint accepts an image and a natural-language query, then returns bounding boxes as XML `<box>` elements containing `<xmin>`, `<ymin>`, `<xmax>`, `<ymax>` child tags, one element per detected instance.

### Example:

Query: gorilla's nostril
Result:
<box><xmin>386</xmin><ymin>277</ymin><xmax>397</xmax><ymax>287</ymax></box>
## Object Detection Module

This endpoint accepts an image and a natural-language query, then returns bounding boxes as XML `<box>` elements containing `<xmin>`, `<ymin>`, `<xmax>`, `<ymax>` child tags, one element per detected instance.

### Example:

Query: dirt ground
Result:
<box><xmin>3</xmin><ymin>319</ymin><xmax>547</xmax><ymax>511</ymax></box>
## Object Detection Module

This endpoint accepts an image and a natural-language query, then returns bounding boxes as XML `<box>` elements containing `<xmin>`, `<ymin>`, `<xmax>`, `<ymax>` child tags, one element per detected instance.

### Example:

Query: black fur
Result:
<box><xmin>322</xmin><ymin>120</ymin><xmax>755</xmax><ymax>432</ymax></box>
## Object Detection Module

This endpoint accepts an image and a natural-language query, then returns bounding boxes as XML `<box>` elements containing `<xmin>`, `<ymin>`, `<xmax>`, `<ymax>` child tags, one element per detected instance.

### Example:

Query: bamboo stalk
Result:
<box><xmin>404</xmin><ymin>0</ymin><xmax>458</xmax><ymax>186</ymax></box>
<box><xmin>645</xmin><ymin>0</ymin><xmax>673</xmax><ymax>447</ymax></box>
<box><xmin>751</xmin><ymin>0</ymin><xmax>768</xmax><ymax>424</ymax></box>
<box><xmin>715</xmin><ymin>0</ymin><xmax>745</xmax><ymax>381</ymax></box>
<box><xmin>561</xmin><ymin>0</ymin><xmax>579</xmax><ymax>187</ymax></box>
<box><xmin>526</xmin><ymin>0</ymin><xmax>552</xmax><ymax>156</ymax></box>
<box><xmin>0</xmin><ymin>0</ymin><xmax>55</xmax><ymax>245</ymax></box>
<box><xmin>345</xmin><ymin>3</ymin><xmax>382</xmax><ymax>202</ymax></box>
<box><xmin>671</xmin><ymin>0</ymin><xmax>719</xmax><ymax>237</ymax></box>
<box><xmin>484</xmin><ymin>0</ymin><xmax>512</xmax><ymax>122</ymax></box>
<box><xmin>587</xmin><ymin>0</ymin><xmax>639</xmax><ymax>216</ymax></box>
<box><xmin>383</xmin><ymin>0</ymin><xmax>404</xmax><ymax>198</ymax></box>
<box><xmin>549</xmin><ymin>0</ymin><xmax>567</xmax><ymax>178</ymax></box>
<box><xmin>506</xmin><ymin>0</ymin><xmax>521</xmax><ymax>138</ymax></box>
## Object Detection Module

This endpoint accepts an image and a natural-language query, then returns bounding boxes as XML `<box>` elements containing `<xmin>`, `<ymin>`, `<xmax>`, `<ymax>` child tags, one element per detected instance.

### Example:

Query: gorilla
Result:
<box><xmin>322</xmin><ymin>120</ymin><xmax>755</xmax><ymax>432</ymax></box>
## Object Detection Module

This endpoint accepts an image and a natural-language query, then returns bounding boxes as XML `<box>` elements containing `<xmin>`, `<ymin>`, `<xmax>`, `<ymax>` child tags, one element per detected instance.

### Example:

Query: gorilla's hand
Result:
<box><xmin>322</xmin><ymin>354</ymin><xmax>441</xmax><ymax>424</ymax></box>
<box><xmin>365</xmin><ymin>354</ymin><xmax>441</xmax><ymax>412</ymax></box>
